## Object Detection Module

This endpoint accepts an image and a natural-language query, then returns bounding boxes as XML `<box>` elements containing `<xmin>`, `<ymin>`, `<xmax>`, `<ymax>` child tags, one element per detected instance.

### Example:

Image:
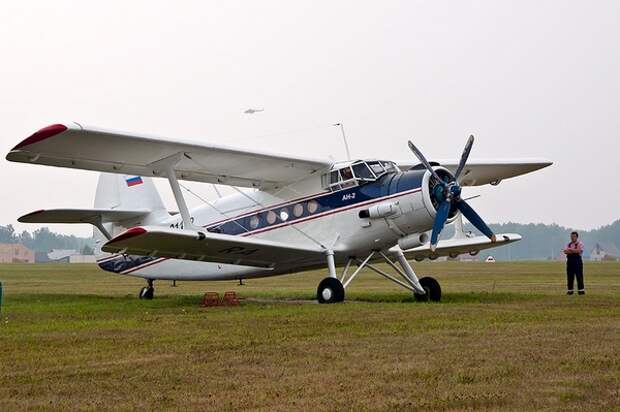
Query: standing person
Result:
<box><xmin>563</xmin><ymin>231</ymin><xmax>585</xmax><ymax>295</ymax></box>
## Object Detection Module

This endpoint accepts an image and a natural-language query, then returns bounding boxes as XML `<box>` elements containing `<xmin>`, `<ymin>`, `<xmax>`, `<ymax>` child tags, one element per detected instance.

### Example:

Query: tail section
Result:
<box><xmin>94</xmin><ymin>174</ymin><xmax>165</xmax><ymax>213</ymax></box>
<box><xmin>94</xmin><ymin>174</ymin><xmax>168</xmax><ymax>243</ymax></box>
<box><xmin>18</xmin><ymin>172</ymin><xmax>170</xmax><ymax>268</ymax></box>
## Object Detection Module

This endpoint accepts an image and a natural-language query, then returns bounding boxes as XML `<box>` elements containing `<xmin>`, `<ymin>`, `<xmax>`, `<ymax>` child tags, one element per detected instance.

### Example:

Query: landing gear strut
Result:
<box><xmin>139</xmin><ymin>279</ymin><xmax>155</xmax><ymax>300</ymax></box>
<box><xmin>317</xmin><ymin>250</ymin><xmax>345</xmax><ymax>304</ymax></box>
<box><xmin>316</xmin><ymin>248</ymin><xmax>441</xmax><ymax>303</ymax></box>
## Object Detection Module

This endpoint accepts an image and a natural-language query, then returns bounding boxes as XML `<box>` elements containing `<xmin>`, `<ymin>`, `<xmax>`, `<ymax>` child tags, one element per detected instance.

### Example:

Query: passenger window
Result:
<box><xmin>280</xmin><ymin>208</ymin><xmax>289</xmax><ymax>221</ymax></box>
<box><xmin>266</xmin><ymin>211</ymin><xmax>277</xmax><ymax>225</ymax></box>
<box><xmin>249</xmin><ymin>215</ymin><xmax>260</xmax><ymax>229</ymax></box>
<box><xmin>307</xmin><ymin>200</ymin><xmax>319</xmax><ymax>214</ymax></box>
<box><xmin>293</xmin><ymin>204</ymin><xmax>304</xmax><ymax>217</ymax></box>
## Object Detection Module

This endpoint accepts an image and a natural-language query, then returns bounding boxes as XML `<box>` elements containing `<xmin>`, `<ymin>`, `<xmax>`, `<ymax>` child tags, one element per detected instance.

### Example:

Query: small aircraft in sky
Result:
<box><xmin>244</xmin><ymin>108</ymin><xmax>264</xmax><ymax>114</ymax></box>
<box><xmin>6</xmin><ymin>123</ymin><xmax>551</xmax><ymax>302</ymax></box>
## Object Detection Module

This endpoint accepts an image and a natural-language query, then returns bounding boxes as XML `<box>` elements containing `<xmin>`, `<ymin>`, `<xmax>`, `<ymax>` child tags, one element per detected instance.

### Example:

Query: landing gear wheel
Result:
<box><xmin>415</xmin><ymin>277</ymin><xmax>441</xmax><ymax>302</ymax></box>
<box><xmin>139</xmin><ymin>286</ymin><xmax>154</xmax><ymax>300</ymax></box>
<box><xmin>317</xmin><ymin>277</ymin><xmax>345</xmax><ymax>304</ymax></box>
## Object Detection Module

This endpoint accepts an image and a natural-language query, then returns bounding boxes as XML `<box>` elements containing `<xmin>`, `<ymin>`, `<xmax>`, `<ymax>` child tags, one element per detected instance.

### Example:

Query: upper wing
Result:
<box><xmin>18</xmin><ymin>208</ymin><xmax>150</xmax><ymax>224</ymax></box>
<box><xmin>398</xmin><ymin>159</ymin><xmax>552</xmax><ymax>186</ymax></box>
<box><xmin>395</xmin><ymin>233</ymin><xmax>521</xmax><ymax>261</ymax></box>
<box><xmin>101</xmin><ymin>226</ymin><xmax>324</xmax><ymax>268</ymax></box>
<box><xmin>6</xmin><ymin>122</ymin><xmax>331</xmax><ymax>189</ymax></box>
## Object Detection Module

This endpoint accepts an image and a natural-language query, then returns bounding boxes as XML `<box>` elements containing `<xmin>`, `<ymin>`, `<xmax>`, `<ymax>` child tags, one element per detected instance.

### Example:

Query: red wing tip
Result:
<box><xmin>12</xmin><ymin>124</ymin><xmax>68</xmax><ymax>150</ymax></box>
<box><xmin>108</xmin><ymin>227</ymin><xmax>146</xmax><ymax>244</ymax></box>
<box><xmin>108</xmin><ymin>227</ymin><xmax>147</xmax><ymax>244</ymax></box>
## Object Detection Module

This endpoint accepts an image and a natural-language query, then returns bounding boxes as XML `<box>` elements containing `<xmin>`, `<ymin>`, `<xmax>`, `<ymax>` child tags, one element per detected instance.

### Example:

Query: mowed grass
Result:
<box><xmin>0</xmin><ymin>262</ymin><xmax>619</xmax><ymax>411</ymax></box>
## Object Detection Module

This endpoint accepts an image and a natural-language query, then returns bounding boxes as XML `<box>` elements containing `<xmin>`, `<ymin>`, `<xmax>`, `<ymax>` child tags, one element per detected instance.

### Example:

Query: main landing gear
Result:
<box><xmin>316</xmin><ymin>249</ymin><xmax>441</xmax><ymax>304</ymax></box>
<box><xmin>414</xmin><ymin>276</ymin><xmax>442</xmax><ymax>302</ymax></box>
<box><xmin>317</xmin><ymin>277</ymin><xmax>345</xmax><ymax>304</ymax></box>
<box><xmin>139</xmin><ymin>279</ymin><xmax>155</xmax><ymax>300</ymax></box>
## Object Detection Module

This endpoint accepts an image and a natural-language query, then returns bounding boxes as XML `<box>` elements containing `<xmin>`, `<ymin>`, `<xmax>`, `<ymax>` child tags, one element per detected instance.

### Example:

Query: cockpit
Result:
<box><xmin>321</xmin><ymin>160</ymin><xmax>400</xmax><ymax>191</ymax></box>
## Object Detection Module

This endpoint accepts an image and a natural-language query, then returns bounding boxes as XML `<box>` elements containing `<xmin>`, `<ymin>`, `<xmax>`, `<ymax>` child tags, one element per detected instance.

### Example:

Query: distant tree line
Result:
<box><xmin>0</xmin><ymin>225</ymin><xmax>95</xmax><ymax>254</ymax></box>
<box><xmin>464</xmin><ymin>219</ymin><xmax>620</xmax><ymax>260</ymax></box>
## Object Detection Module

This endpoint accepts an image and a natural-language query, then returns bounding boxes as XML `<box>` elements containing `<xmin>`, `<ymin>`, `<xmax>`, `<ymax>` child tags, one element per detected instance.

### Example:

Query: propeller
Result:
<box><xmin>407</xmin><ymin>136</ymin><xmax>496</xmax><ymax>252</ymax></box>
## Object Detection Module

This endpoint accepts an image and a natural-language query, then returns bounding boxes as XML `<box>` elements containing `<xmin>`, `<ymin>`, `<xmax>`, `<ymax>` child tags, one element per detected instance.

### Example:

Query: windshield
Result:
<box><xmin>322</xmin><ymin>160</ymin><xmax>398</xmax><ymax>191</ymax></box>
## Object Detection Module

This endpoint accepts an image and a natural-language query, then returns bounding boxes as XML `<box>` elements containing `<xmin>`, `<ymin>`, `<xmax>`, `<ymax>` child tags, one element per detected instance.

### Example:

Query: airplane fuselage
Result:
<box><xmin>96</xmin><ymin>165</ymin><xmax>449</xmax><ymax>281</ymax></box>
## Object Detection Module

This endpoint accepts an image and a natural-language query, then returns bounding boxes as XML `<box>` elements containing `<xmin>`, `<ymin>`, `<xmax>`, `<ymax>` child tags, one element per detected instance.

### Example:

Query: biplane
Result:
<box><xmin>7</xmin><ymin>122</ymin><xmax>551</xmax><ymax>302</ymax></box>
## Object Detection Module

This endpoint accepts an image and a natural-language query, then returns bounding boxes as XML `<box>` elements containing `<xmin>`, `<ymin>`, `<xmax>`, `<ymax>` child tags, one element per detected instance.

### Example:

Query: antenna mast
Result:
<box><xmin>333</xmin><ymin>123</ymin><xmax>351</xmax><ymax>161</ymax></box>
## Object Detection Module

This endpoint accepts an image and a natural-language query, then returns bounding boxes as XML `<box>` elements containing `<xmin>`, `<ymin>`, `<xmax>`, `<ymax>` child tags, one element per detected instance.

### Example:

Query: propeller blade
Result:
<box><xmin>407</xmin><ymin>140</ymin><xmax>445</xmax><ymax>185</ymax></box>
<box><xmin>430</xmin><ymin>200</ymin><xmax>452</xmax><ymax>251</ymax></box>
<box><xmin>456</xmin><ymin>200</ymin><xmax>496</xmax><ymax>242</ymax></box>
<box><xmin>453</xmin><ymin>135</ymin><xmax>474</xmax><ymax>181</ymax></box>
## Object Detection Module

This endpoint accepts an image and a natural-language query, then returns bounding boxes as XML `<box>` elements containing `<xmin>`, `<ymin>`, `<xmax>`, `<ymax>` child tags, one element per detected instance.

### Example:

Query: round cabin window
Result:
<box><xmin>307</xmin><ymin>200</ymin><xmax>319</xmax><ymax>214</ymax></box>
<box><xmin>249</xmin><ymin>215</ymin><xmax>260</xmax><ymax>229</ymax></box>
<box><xmin>266</xmin><ymin>211</ymin><xmax>277</xmax><ymax>225</ymax></box>
<box><xmin>280</xmin><ymin>209</ymin><xmax>289</xmax><ymax>221</ymax></box>
<box><xmin>293</xmin><ymin>203</ymin><xmax>304</xmax><ymax>217</ymax></box>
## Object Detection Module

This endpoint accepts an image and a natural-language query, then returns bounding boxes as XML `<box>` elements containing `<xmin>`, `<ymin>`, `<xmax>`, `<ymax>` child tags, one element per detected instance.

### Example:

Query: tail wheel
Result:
<box><xmin>415</xmin><ymin>276</ymin><xmax>441</xmax><ymax>302</ymax></box>
<box><xmin>139</xmin><ymin>286</ymin><xmax>154</xmax><ymax>300</ymax></box>
<box><xmin>317</xmin><ymin>277</ymin><xmax>345</xmax><ymax>304</ymax></box>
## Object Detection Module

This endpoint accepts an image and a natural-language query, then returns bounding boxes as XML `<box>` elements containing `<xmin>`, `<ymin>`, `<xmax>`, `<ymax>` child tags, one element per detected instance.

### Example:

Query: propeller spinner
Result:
<box><xmin>407</xmin><ymin>136</ymin><xmax>496</xmax><ymax>252</ymax></box>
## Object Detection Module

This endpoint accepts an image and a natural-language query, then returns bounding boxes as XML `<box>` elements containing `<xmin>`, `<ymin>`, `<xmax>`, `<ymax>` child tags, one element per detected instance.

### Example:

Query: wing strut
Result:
<box><xmin>148</xmin><ymin>152</ymin><xmax>195</xmax><ymax>230</ymax></box>
<box><xmin>166</xmin><ymin>163</ymin><xmax>193</xmax><ymax>230</ymax></box>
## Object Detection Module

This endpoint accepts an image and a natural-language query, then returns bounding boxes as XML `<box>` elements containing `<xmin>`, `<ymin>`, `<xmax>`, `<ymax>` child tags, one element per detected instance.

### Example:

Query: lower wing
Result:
<box><xmin>102</xmin><ymin>226</ymin><xmax>324</xmax><ymax>268</ymax></box>
<box><xmin>396</xmin><ymin>233</ymin><xmax>521</xmax><ymax>261</ymax></box>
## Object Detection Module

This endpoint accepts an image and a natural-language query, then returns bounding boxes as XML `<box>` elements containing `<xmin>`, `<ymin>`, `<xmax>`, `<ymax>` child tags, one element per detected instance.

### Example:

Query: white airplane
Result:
<box><xmin>244</xmin><ymin>108</ymin><xmax>264</xmax><ymax>114</ymax></box>
<box><xmin>6</xmin><ymin>123</ymin><xmax>551</xmax><ymax>302</ymax></box>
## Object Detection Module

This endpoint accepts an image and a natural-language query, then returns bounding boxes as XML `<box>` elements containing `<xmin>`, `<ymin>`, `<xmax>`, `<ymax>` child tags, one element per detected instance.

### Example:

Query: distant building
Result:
<box><xmin>69</xmin><ymin>255</ymin><xmax>97</xmax><ymax>264</ymax></box>
<box><xmin>448</xmin><ymin>254</ymin><xmax>478</xmax><ymax>262</ymax></box>
<box><xmin>46</xmin><ymin>249</ymin><xmax>78</xmax><ymax>263</ymax></box>
<box><xmin>0</xmin><ymin>243</ymin><xmax>35</xmax><ymax>263</ymax></box>
<box><xmin>38</xmin><ymin>249</ymin><xmax>96</xmax><ymax>264</ymax></box>
<box><xmin>590</xmin><ymin>243</ymin><xmax>620</xmax><ymax>261</ymax></box>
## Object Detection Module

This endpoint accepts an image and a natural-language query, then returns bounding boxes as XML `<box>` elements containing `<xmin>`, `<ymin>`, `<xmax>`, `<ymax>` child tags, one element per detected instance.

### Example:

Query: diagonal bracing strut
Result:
<box><xmin>338</xmin><ymin>249</ymin><xmax>426</xmax><ymax>295</ymax></box>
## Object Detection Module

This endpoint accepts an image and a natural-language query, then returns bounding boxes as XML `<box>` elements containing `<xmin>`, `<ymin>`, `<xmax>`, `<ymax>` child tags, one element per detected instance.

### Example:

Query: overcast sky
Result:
<box><xmin>1</xmin><ymin>1</ymin><xmax>618</xmax><ymax>237</ymax></box>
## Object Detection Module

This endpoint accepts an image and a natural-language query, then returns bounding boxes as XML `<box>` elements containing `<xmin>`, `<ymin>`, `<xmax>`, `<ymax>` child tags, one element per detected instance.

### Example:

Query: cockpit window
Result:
<box><xmin>339</xmin><ymin>167</ymin><xmax>354</xmax><ymax>181</ymax></box>
<box><xmin>352</xmin><ymin>163</ymin><xmax>374</xmax><ymax>180</ymax></box>
<box><xmin>322</xmin><ymin>160</ymin><xmax>399</xmax><ymax>191</ymax></box>
<box><xmin>367</xmin><ymin>161</ymin><xmax>385</xmax><ymax>175</ymax></box>
<box><xmin>382</xmin><ymin>161</ymin><xmax>397</xmax><ymax>173</ymax></box>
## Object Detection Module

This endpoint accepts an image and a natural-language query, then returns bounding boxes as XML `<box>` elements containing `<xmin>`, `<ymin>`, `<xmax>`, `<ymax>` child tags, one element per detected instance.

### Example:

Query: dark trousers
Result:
<box><xmin>566</xmin><ymin>256</ymin><xmax>584</xmax><ymax>291</ymax></box>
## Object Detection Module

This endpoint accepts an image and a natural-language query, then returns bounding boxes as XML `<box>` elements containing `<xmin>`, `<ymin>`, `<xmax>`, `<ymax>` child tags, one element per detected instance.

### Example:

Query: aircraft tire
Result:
<box><xmin>317</xmin><ymin>277</ymin><xmax>345</xmax><ymax>304</ymax></box>
<box><xmin>415</xmin><ymin>277</ymin><xmax>441</xmax><ymax>302</ymax></box>
<box><xmin>139</xmin><ymin>286</ymin><xmax>154</xmax><ymax>300</ymax></box>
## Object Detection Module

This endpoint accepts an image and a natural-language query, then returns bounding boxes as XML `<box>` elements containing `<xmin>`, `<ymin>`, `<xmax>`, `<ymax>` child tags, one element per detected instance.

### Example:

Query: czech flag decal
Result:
<box><xmin>125</xmin><ymin>176</ymin><xmax>143</xmax><ymax>187</ymax></box>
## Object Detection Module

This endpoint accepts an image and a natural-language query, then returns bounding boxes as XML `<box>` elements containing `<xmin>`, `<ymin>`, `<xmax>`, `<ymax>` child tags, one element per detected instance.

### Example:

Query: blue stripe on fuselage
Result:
<box><xmin>206</xmin><ymin>169</ymin><xmax>425</xmax><ymax>236</ymax></box>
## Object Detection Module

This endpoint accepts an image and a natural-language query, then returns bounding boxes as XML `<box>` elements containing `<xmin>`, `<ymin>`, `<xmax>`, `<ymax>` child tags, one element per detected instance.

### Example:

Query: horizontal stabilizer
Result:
<box><xmin>396</xmin><ymin>233</ymin><xmax>521</xmax><ymax>261</ymax></box>
<box><xmin>19</xmin><ymin>208</ymin><xmax>150</xmax><ymax>225</ymax></box>
<box><xmin>102</xmin><ymin>226</ymin><xmax>324</xmax><ymax>268</ymax></box>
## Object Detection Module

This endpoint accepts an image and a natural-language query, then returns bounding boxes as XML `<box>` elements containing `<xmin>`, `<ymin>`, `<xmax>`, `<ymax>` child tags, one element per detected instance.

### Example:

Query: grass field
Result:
<box><xmin>0</xmin><ymin>261</ymin><xmax>619</xmax><ymax>411</ymax></box>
